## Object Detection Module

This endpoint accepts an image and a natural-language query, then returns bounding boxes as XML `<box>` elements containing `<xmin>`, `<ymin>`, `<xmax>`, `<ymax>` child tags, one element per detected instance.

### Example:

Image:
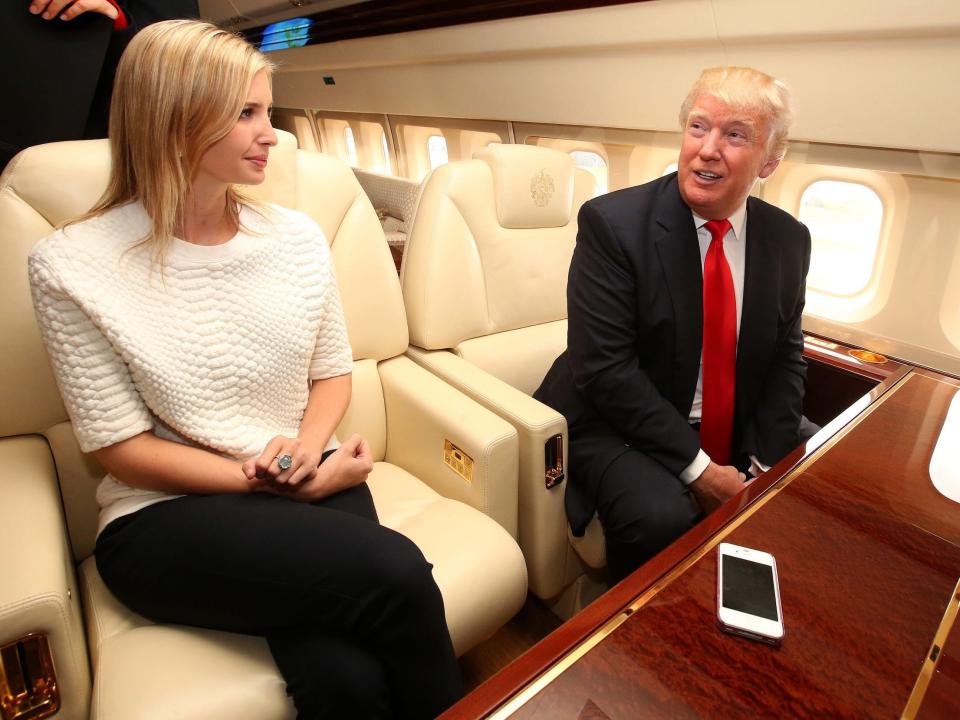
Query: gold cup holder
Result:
<box><xmin>848</xmin><ymin>349</ymin><xmax>888</xmax><ymax>364</ymax></box>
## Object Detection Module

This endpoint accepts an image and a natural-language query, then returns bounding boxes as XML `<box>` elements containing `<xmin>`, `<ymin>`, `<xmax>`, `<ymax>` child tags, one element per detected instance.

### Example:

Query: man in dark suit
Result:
<box><xmin>535</xmin><ymin>67</ymin><xmax>812</xmax><ymax>582</ymax></box>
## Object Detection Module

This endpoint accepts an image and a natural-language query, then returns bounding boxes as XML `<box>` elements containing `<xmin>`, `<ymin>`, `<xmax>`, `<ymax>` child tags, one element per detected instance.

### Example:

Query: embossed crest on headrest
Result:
<box><xmin>530</xmin><ymin>169</ymin><xmax>555</xmax><ymax>208</ymax></box>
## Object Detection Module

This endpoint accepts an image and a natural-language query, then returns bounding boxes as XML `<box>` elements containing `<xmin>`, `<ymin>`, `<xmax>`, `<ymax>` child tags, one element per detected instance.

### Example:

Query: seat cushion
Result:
<box><xmin>456</xmin><ymin>320</ymin><xmax>568</xmax><ymax>396</ymax></box>
<box><xmin>81</xmin><ymin>462</ymin><xmax>526</xmax><ymax>719</ymax></box>
<box><xmin>368</xmin><ymin>462</ymin><xmax>527</xmax><ymax>656</ymax></box>
<box><xmin>80</xmin><ymin>558</ymin><xmax>293</xmax><ymax>720</ymax></box>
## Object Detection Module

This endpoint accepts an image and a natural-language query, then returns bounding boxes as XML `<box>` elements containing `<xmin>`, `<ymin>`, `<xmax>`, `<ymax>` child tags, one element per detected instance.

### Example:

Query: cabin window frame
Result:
<box><xmin>313</xmin><ymin>111</ymin><xmax>394</xmax><ymax>174</ymax></box>
<box><xmin>798</xmin><ymin>178</ymin><xmax>886</xmax><ymax>298</ymax></box>
<box><xmin>343</xmin><ymin>126</ymin><xmax>359</xmax><ymax>166</ymax></box>
<box><xmin>940</xmin><ymin>242</ymin><xmax>960</xmax><ymax>354</ymax></box>
<box><xmin>762</xmin><ymin>162</ymin><xmax>905</xmax><ymax>324</ymax></box>
<box><xmin>393</xmin><ymin>116</ymin><xmax>510</xmax><ymax>181</ymax></box>
<box><xmin>427</xmin><ymin>134</ymin><xmax>449</xmax><ymax>171</ymax></box>
<box><xmin>517</xmin><ymin>125</ymin><xmax>679</xmax><ymax>192</ymax></box>
<box><xmin>269</xmin><ymin>109</ymin><xmax>321</xmax><ymax>152</ymax></box>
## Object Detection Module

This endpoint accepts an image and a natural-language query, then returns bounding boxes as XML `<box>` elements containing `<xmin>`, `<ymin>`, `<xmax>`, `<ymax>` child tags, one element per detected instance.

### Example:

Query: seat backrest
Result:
<box><xmin>401</xmin><ymin>144</ymin><xmax>595</xmax><ymax>393</ymax></box>
<box><xmin>0</xmin><ymin>130</ymin><xmax>406</xmax><ymax>561</ymax></box>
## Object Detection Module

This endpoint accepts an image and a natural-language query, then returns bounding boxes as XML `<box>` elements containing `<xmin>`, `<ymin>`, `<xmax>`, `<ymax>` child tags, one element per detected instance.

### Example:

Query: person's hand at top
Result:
<box><xmin>29</xmin><ymin>0</ymin><xmax>119</xmax><ymax>22</ymax></box>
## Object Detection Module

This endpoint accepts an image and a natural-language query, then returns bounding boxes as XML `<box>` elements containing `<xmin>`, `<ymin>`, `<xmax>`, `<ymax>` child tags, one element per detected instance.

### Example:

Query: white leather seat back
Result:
<box><xmin>401</xmin><ymin>144</ymin><xmax>594</xmax><ymax>390</ymax></box>
<box><xmin>0</xmin><ymin>140</ymin><xmax>108</xmax><ymax>440</ymax></box>
<box><xmin>241</xmin><ymin>133</ymin><xmax>410</xmax><ymax>368</ymax></box>
<box><xmin>400</xmin><ymin>145</ymin><xmax>599</xmax><ymax>602</ymax></box>
<box><xmin>1</xmin><ymin>139</ymin><xmax>112</xmax><ymax>560</ymax></box>
<box><xmin>249</xmin><ymin>139</ymin><xmax>410</xmax><ymax>462</ymax></box>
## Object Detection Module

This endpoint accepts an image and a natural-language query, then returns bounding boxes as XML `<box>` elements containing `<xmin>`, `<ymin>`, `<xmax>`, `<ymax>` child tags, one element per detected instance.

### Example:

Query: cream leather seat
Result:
<box><xmin>0</xmin><ymin>131</ymin><xmax>527</xmax><ymax>720</ymax></box>
<box><xmin>400</xmin><ymin>145</ymin><xmax>605</xmax><ymax>615</ymax></box>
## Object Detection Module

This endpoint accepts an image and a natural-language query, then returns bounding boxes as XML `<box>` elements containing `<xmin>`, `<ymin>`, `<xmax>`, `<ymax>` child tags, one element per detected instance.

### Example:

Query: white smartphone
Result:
<box><xmin>716</xmin><ymin>543</ymin><xmax>784</xmax><ymax>646</ymax></box>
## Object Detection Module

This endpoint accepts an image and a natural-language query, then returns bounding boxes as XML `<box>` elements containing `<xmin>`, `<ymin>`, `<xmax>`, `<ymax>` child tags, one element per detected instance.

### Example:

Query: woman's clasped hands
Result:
<box><xmin>242</xmin><ymin>433</ymin><xmax>374</xmax><ymax>502</ymax></box>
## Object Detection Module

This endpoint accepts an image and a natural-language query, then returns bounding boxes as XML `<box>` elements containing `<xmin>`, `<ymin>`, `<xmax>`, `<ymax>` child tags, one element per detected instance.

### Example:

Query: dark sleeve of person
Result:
<box><xmin>566</xmin><ymin>202</ymin><xmax>701</xmax><ymax>476</ymax></box>
<box><xmin>84</xmin><ymin>1</ymin><xmax>201</xmax><ymax>138</ymax></box>
<box><xmin>740</xmin><ymin>223</ymin><xmax>811</xmax><ymax>466</ymax></box>
<box><xmin>115</xmin><ymin>0</ymin><xmax>199</xmax><ymax>29</ymax></box>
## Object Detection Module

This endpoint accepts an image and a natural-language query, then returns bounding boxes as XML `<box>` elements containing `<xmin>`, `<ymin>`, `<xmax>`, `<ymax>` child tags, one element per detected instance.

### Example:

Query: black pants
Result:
<box><xmin>595</xmin><ymin>449</ymin><xmax>702</xmax><ymax>584</ymax></box>
<box><xmin>94</xmin><ymin>481</ymin><xmax>462</xmax><ymax>719</ymax></box>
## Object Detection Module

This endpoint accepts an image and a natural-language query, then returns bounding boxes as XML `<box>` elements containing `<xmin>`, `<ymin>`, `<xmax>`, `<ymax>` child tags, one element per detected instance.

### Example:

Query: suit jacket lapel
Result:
<box><xmin>738</xmin><ymin>198</ymin><xmax>781</xmax><ymax>407</ymax></box>
<box><xmin>654</xmin><ymin>179</ymin><xmax>702</xmax><ymax>412</ymax></box>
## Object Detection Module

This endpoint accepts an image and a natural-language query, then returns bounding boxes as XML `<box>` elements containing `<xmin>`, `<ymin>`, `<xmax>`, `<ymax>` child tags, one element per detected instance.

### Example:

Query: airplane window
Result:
<box><xmin>428</xmin><ymin>135</ymin><xmax>448</xmax><ymax>170</ymax></box>
<box><xmin>379</xmin><ymin>133</ymin><xmax>391</xmax><ymax>174</ymax></box>
<box><xmin>343</xmin><ymin>127</ymin><xmax>358</xmax><ymax>166</ymax></box>
<box><xmin>570</xmin><ymin>150</ymin><xmax>608</xmax><ymax>194</ymax></box>
<box><xmin>663</xmin><ymin>162</ymin><xmax>678</xmax><ymax>176</ymax></box>
<box><xmin>799</xmin><ymin>180</ymin><xmax>884</xmax><ymax>296</ymax></box>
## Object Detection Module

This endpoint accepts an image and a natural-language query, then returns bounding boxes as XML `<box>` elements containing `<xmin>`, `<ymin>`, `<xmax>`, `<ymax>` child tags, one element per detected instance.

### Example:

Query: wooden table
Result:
<box><xmin>445</xmin><ymin>366</ymin><xmax>960</xmax><ymax>719</ymax></box>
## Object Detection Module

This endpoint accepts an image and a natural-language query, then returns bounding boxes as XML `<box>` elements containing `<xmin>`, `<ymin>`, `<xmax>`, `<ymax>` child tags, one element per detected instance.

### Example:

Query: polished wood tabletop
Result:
<box><xmin>447</xmin><ymin>368</ymin><xmax>960</xmax><ymax>719</ymax></box>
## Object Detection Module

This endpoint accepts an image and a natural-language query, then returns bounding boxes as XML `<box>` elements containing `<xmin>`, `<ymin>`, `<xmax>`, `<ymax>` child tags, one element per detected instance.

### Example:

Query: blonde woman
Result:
<box><xmin>28</xmin><ymin>20</ymin><xmax>461</xmax><ymax>719</ymax></box>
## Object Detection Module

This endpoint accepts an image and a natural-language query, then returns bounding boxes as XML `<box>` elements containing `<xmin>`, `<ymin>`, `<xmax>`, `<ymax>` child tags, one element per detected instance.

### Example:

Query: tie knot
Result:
<box><xmin>704</xmin><ymin>219</ymin><xmax>731</xmax><ymax>244</ymax></box>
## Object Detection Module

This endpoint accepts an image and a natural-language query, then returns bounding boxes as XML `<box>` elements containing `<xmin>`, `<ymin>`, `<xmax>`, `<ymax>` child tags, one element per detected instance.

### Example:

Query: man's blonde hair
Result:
<box><xmin>678</xmin><ymin>67</ymin><xmax>794</xmax><ymax>161</ymax></box>
<box><xmin>78</xmin><ymin>20</ymin><xmax>274</xmax><ymax>262</ymax></box>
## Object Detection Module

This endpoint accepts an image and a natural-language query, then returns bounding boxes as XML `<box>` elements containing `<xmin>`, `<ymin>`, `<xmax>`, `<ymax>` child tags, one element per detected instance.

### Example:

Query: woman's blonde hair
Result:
<box><xmin>77</xmin><ymin>20</ymin><xmax>274</xmax><ymax>262</ymax></box>
<box><xmin>679</xmin><ymin>67</ymin><xmax>794</xmax><ymax>162</ymax></box>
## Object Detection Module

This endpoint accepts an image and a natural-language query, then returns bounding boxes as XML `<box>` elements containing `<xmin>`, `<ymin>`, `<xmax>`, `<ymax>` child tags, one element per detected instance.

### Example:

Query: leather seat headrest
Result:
<box><xmin>473</xmin><ymin>145</ymin><xmax>576</xmax><ymax>229</ymax></box>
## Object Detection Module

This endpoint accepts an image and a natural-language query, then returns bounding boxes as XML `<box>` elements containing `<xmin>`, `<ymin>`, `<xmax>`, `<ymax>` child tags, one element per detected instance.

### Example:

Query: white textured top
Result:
<box><xmin>29</xmin><ymin>201</ymin><xmax>353</xmax><ymax>531</ymax></box>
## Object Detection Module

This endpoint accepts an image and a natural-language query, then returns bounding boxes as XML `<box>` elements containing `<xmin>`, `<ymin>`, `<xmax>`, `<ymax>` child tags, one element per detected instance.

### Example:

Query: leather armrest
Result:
<box><xmin>378</xmin><ymin>356</ymin><xmax>519</xmax><ymax>540</ymax></box>
<box><xmin>405</xmin><ymin>347</ymin><xmax>574</xmax><ymax>599</ymax></box>
<box><xmin>0</xmin><ymin>436</ymin><xmax>90</xmax><ymax>718</ymax></box>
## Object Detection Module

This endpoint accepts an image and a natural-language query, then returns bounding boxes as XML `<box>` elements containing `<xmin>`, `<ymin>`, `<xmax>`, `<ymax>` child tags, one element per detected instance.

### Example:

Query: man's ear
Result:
<box><xmin>758</xmin><ymin>155</ymin><xmax>781</xmax><ymax>179</ymax></box>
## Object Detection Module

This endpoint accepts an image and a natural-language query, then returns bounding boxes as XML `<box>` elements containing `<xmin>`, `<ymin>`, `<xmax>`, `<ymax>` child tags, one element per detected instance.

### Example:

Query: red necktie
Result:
<box><xmin>701</xmin><ymin>219</ymin><xmax>736</xmax><ymax>465</ymax></box>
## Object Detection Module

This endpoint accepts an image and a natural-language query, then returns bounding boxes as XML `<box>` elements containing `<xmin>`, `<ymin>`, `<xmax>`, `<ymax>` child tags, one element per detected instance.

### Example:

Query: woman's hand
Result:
<box><xmin>242</xmin><ymin>435</ymin><xmax>324</xmax><ymax>488</ymax></box>
<box><xmin>256</xmin><ymin>434</ymin><xmax>373</xmax><ymax>503</ymax></box>
<box><xmin>29</xmin><ymin>0</ymin><xmax>119</xmax><ymax>21</ymax></box>
<box><xmin>294</xmin><ymin>434</ymin><xmax>373</xmax><ymax>502</ymax></box>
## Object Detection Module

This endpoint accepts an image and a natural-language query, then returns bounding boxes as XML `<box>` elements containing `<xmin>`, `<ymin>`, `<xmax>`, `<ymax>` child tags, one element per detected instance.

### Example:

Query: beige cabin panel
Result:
<box><xmin>271</xmin><ymin>0</ymin><xmax>960</xmax><ymax>153</ymax></box>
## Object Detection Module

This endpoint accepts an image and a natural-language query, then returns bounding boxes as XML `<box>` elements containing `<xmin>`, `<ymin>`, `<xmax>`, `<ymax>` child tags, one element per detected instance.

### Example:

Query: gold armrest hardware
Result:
<box><xmin>545</xmin><ymin>434</ymin><xmax>564</xmax><ymax>489</ymax></box>
<box><xmin>1</xmin><ymin>634</ymin><xmax>59</xmax><ymax>720</ymax></box>
<box><xmin>444</xmin><ymin>439</ymin><xmax>474</xmax><ymax>483</ymax></box>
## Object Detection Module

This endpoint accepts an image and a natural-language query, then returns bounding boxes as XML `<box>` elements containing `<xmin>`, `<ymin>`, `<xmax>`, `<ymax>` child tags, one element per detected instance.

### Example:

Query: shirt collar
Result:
<box><xmin>691</xmin><ymin>199</ymin><xmax>748</xmax><ymax>241</ymax></box>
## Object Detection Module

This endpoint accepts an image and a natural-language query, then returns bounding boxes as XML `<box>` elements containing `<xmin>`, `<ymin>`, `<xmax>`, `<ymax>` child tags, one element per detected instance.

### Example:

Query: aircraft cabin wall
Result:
<box><xmin>221</xmin><ymin>0</ymin><xmax>960</xmax><ymax>375</ymax></box>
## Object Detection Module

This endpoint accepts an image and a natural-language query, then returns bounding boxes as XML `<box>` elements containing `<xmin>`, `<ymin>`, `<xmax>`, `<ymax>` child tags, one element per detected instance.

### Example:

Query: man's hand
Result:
<box><xmin>29</xmin><ymin>0</ymin><xmax>118</xmax><ymax>21</ymax></box>
<box><xmin>690</xmin><ymin>461</ymin><xmax>750</xmax><ymax>514</ymax></box>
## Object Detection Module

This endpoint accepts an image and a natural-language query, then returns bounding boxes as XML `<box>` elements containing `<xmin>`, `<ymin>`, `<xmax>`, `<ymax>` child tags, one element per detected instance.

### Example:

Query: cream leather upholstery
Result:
<box><xmin>401</xmin><ymin>144</ymin><xmax>604</xmax><ymax>602</ymax></box>
<box><xmin>0</xmin><ymin>130</ymin><xmax>526</xmax><ymax>720</ymax></box>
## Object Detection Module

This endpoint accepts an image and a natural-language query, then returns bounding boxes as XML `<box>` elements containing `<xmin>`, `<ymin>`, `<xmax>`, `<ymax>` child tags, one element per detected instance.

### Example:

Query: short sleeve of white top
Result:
<box><xmin>28</xmin><ymin>201</ymin><xmax>353</xmax><ymax>531</ymax></box>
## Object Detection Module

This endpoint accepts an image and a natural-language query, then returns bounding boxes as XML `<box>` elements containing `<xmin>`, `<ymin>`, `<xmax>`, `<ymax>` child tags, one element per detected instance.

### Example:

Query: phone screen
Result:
<box><xmin>722</xmin><ymin>555</ymin><xmax>779</xmax><ymax>621</ymax></box>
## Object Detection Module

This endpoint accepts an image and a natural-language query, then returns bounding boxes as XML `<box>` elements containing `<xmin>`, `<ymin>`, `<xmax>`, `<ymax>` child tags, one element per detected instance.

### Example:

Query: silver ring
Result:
<box><xmin>276</xmin><ymin>454</ymin><xmax>293</xmax><ymax>471</ymax></box>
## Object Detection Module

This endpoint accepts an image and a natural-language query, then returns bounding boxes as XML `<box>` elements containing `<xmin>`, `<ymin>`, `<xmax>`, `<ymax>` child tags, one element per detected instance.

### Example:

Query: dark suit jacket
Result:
<box><xmin>535</xmin><ymin>173</ymin><xmax>811</xmax><ymax>534</ymax></box>
<box><xmin>1</xmin><ymin>1</ymin><xmax>200</xmax><ymax>171</ymax></box>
